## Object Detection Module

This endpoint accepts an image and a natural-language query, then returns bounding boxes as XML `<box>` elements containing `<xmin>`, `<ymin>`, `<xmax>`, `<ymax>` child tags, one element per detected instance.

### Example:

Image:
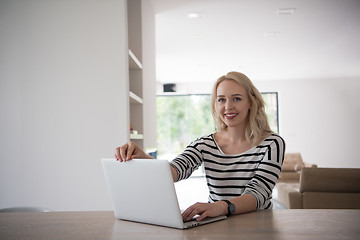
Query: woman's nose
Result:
<box><xmin>225</xmin><ymin>101</ymin><xmax>233</xmax><ymax>110</ymax></box>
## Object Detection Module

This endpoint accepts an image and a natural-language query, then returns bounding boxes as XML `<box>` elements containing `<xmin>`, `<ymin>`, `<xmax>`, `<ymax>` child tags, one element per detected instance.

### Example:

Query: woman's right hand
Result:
<box><xmin>114</xmin><ymin>142</ymin><xmax>152</xmax><ymax>162</ymax></box>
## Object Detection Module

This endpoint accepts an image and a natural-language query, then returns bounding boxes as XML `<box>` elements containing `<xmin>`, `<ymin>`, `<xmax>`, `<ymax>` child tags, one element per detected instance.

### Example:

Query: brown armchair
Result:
<box><xmin>276</xmin><ymin>167</ymin><xmax>360</xmax><ymax>209</ymax></box>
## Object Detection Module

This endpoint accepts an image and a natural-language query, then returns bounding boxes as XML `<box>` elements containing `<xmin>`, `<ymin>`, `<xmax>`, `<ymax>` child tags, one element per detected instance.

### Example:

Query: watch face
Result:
<box><xmin>229</xmin><ymin>203</ymin><xmax>236</xmax><ymax>214</ymax></box>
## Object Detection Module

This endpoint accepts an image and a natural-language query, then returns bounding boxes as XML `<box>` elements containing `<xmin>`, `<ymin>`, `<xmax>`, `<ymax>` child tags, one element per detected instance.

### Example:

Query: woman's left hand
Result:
<box><xmin>182</xmin><ymin>201</ymin><xmax>228</xmax><ymax>222</ymax></box>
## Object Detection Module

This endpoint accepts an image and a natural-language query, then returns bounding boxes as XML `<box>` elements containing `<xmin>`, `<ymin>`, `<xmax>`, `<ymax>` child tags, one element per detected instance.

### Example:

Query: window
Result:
<box><xmin>156</xmin><ymin>93</ymin><xmax>279</xmax><ymax>162</ymax></box>
<box><xmin>262</xmin><ymin>92</ymin><xmax>279</xmax><ymax>134</ymax></box>
<box><xmin>156</xmin><ymin>95</ymin><xmax>215</xmax><ymax>161</ymax></box>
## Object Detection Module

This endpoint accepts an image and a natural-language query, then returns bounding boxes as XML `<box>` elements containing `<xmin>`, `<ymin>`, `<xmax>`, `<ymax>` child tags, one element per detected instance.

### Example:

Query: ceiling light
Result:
<box><xmin>277</xmin><ymin>8</ymin><xmax>296</xmax><ymax>15</ymax></box>
<box><xmin>187</xmin><ymin>12</ymin><xmax>204</xmax><ymax>19</ymax></box>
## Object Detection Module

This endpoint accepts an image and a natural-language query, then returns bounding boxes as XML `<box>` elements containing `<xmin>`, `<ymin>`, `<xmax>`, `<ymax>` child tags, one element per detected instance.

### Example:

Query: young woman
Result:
<box><xmin>115</xmin><ymin>71</ymin><xmax>285</xmax><ymax>222</ymax></box>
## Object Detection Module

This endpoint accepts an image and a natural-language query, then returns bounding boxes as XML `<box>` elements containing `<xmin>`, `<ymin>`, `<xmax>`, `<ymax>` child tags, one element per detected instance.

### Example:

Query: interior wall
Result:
<box><xmin>0</xmin><ymin>0</ymin><xmax>128</xmax><ymax>210</ymax></box>
<box><xmin>158</xmin><ymin>77</ymin><xmax>360</xmax><ymax>168</ymax></box>
<box><xmin>255</xmin><ymin>77</ymin><xmax>360</xmax><ymax>168</ymax></box>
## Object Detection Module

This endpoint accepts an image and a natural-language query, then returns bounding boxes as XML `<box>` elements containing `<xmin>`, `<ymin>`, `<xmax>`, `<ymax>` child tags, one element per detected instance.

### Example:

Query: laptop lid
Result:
<box><xmin>101</xmin><ymin>158</ymin><xmax>185</xmax><ymax>229</ymax></box>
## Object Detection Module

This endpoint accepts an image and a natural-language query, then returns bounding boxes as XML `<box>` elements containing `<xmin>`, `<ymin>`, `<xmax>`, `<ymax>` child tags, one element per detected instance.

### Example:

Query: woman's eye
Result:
<box><xmin>218</xmin><ymin>98</ymin><xmax>225</xmax><ymax>102</ymax></box>
<box><xmin>234</xmin><ymin>97</ymin><xmax>242</xmax><ymax>101</ymax></box>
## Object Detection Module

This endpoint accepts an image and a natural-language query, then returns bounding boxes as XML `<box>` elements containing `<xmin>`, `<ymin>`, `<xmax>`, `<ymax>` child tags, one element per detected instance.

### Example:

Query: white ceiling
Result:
<box><xmin>150</xmin><ymin>0</ymin><xmax>360</xmax><ymax>84</ymax></box>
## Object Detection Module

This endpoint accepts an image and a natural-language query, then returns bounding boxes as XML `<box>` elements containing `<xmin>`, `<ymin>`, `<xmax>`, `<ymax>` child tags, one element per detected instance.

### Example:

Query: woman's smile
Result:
<box><xmin>224</xmin><ymin>113</ymin><xmax>238</xmax><ymax>120</ymax></box>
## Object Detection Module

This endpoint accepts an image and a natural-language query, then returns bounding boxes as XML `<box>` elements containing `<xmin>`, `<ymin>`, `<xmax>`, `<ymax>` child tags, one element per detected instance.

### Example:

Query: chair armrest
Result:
<box><xmin>276</xmin><ymin>183</ymin><xmax>303</xmax><ymax>209</ymax></box>
<box><xmin>288</xmin><ymin>191</ymin><xmax>303</xmax><ymax>209</ymax></box>
<box><xmin>304</xmin><ymin>162</ymin><xmax>317</xmax><ymax>168</ymax></box>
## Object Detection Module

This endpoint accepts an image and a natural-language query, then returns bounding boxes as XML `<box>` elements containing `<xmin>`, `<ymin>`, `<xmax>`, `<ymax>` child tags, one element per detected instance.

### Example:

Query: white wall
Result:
<box><xmin>255</xmin><ymin>77</ymin><xmax>360</xmax><ymax>168</ymax></box>
<box><xmin>158</xmin><ymin>77</ymin><xmax>360</xmax><ymax>168</ymax></box>
<box><xmin>157</xmin><ymin>81</ymin><xmax>213</xmax><ymax>95</ymax></box>
<box><xmin>0</xmin><ymin>0</ymin><xmax>128</xmax><ymax>210</ymax></box>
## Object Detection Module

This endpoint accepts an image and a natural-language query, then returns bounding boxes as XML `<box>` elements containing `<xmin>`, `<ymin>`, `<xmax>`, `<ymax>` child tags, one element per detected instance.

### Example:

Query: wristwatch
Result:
<box><xmin>223</xmin><ymin>200</ymin><xmax>236</xmax><ymax>217</ymax></box>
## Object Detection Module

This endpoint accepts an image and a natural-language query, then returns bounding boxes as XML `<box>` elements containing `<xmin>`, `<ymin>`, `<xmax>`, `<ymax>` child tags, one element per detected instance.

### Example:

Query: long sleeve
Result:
<box><xmin>243</xmin><ymin>135</ymin><xmax>286</xmax><ymax>209</ymax></box>
<box><xmin>170</xmin><ymin>138</ymin><xmax>205</xmax><ymax>181</ymax></box>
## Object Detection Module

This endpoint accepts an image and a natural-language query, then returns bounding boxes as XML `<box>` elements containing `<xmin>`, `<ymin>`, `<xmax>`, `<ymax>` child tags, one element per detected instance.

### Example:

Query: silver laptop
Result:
<box><xmin>101</xmin><ymin>158</ymin><xmax>226</xmax><ymax>229</ymax></box>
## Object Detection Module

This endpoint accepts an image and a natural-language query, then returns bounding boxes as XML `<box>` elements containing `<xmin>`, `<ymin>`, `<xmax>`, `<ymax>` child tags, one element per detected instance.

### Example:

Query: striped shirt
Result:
<box><xmin>170</xmin><ymin>133</ymin><xmax>286</xmax><ymax>209</ymax></box>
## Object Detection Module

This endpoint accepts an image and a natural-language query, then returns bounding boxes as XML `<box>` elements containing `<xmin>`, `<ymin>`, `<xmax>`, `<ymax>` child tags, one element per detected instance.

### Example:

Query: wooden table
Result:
<box><xmin>0</xmin><ymin>210</ymin><xmax>359</xmax><ymax>240</ymax></box>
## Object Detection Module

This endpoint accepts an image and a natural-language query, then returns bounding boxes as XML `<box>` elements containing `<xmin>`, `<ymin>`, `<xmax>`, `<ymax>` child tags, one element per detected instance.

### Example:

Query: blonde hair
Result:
<box><xmin>211</xmin><ymin>71</ymin><xmax>272</xmax><ymax>146</ymax></box>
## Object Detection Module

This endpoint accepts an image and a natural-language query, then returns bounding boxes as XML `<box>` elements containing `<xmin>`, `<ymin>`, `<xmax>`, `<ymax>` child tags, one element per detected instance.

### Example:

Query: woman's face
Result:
<box><xmin>216</xmin><ymin>80</ymin><xmax>251</xmax><ymax>129</ymax></box>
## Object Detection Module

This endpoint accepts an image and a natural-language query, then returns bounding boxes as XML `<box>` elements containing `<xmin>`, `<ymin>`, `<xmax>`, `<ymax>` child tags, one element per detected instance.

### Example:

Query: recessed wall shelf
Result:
<box><xmin>127</xmin><ymin>0</ymin><xmax>144</xmax><ymax>148</ymax></box>
<box><xmin>129</xmin><ymin>49</ymin><xmax>142</xmax><ymax>70</ymax></box>
<box><xmin>129</xmin><ymin>91</ymin><xmax>143</xmax><ymax>104</ymax></box>
<box><xmin>130</xmin><ymin>133</ymin><xmax>143</xmax><ymax>140</ymax></box>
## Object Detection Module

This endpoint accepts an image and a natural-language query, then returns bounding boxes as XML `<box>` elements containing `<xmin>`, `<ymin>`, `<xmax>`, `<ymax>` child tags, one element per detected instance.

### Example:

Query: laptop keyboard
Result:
<box><xmin>183</xmin><ymin>217</ymin><xmax>198</xmax><ymax>223</ymax></box>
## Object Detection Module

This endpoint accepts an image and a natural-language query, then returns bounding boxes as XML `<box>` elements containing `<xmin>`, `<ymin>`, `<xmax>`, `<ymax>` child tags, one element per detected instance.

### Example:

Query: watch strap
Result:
<box><xmin>223</xmin><ymin>200</ymin><xmax>235</xmax><ymax>217</ymax></box>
